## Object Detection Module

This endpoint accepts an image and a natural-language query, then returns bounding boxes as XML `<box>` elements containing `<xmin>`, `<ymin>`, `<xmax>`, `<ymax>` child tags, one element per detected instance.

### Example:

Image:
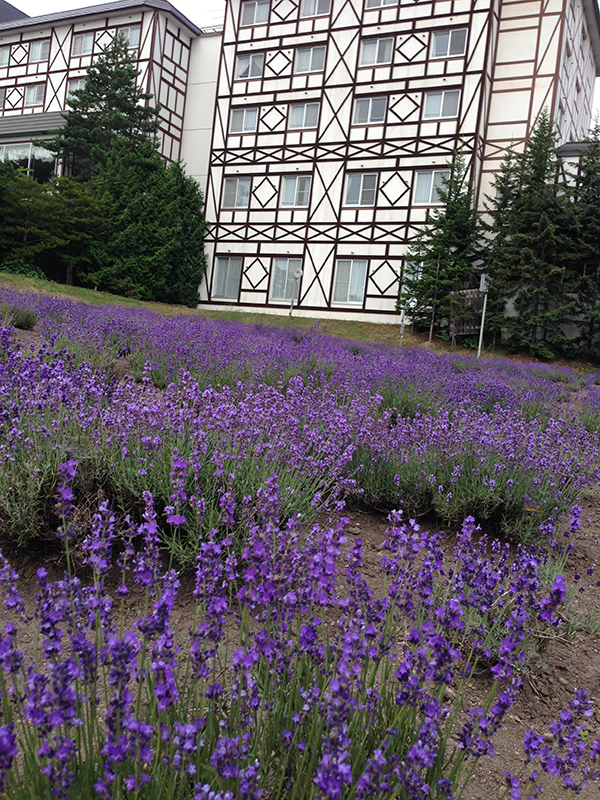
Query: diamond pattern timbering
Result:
<box><xmin>266</xmin><ymin>49</ymin><xmax>293</xmax><ymax>77</ymax></box>
<box><xmin>260</xmin><ymin>105</ymin><xmax>286</xmax><ymax>132</ymax></box>
<box><xmin>379</xmin><ymin>172</ymin><xmax>411</xmax><ymax>206</ymax></box>
<box><xmin>395</xmin><ymin>33</ymin><xmax>428</xmax><ymax>63</ymax></box>
<box><xmin>243</xmin><ymin>257</ymin><xmax>270</xmax><ymax>290</ymax></box>
<box><xmin>368</xmin><ymin>260</ymin><xmax>402</xmax><ymax>295</ymax></box>
<box><xmin>271</xmin><ymin>0</ymin><xmax>299</xmax><ymax>22</ymax></box>
<box><xmin>10</xmin><ymin>43</ymin><xmax>28</xmax><ymax>66</ymax></box>
<box><xmin>389</xmin><ymin>94</ymin><xmax>420</xmax><ymax>123</ymax></box>
<box><xmin>252</xmin><ymin>176</ymin><xmax>279</xmax><ymax>208</ymax></box>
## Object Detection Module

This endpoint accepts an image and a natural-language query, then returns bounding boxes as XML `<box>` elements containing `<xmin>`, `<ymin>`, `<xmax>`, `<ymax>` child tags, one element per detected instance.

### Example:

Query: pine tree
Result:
<box><xmin>44</xmin><ymin>34</ymin><xmax>160</xmax><ymax>178</ymax></box>
<box><xmin>485</xmin><ymin>110</ymin><xmax>579</xmax><ymax>358</ymax></box>
<box><xmin>403</xmin><ymin>151</ymin><xmax>480</xmax><ymax>340</ymax></box>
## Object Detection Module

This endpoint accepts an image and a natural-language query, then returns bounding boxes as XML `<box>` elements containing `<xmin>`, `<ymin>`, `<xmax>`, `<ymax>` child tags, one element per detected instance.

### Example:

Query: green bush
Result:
<box><xmin>1</xmin><ymin>258</ymin><xmax>46</xmax><ymax>280</ymax></box>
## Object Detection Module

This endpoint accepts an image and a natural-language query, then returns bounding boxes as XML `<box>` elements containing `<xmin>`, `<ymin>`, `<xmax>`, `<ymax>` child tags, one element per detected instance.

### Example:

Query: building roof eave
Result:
<box><xmin>582</xmin><ymin>0</ymin><xmax>600</xmax><ymax>76</ymax></box>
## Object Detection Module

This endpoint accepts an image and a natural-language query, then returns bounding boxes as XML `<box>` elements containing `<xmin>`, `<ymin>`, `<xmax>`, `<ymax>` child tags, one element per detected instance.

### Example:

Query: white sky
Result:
<box><xmin>9</xmin><ymin>0</ymin><xmax>600</xmax><ymax>120</ymax></box>
<box><xmin>12</xmin><ymin>0</ymin><xmax>227</xmax><ymax>28</ymax></box>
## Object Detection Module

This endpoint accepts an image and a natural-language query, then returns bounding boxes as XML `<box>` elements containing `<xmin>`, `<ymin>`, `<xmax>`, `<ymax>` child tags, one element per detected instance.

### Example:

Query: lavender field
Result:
<box><xmin>0</xmin><ymin>287</ymin><xmax>600</xmax><ymax>799</ymax></box>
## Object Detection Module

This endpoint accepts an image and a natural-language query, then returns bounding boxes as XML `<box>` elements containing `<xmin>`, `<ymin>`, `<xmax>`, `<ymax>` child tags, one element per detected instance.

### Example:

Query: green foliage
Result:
<box><xmin>0</xmin><ymin>258</ymin><xmax>45</xmax><ymax>280</ymax></box>
<box><xmin>44</xmin><ymin>35</ymin><xmax>160</xmax><ymax>178</ymax></box>
<box><xmin>403</xmin><ymin>151</ymin><xmax>480</xmax><ymax>338</ymax></box>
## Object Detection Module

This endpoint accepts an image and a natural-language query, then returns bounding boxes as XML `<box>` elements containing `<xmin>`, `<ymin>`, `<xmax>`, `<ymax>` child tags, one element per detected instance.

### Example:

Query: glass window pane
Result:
<box><xmin>5</xmin><ymin>144</ymin><xmax>30</xmax><ymax>170</ymax></box>
<box><xmin>290</xmin><ymin>104</ymin><xmax>305</xmax><ymax>128</ymax></box>
<box><xmin>300</xmin><ymin>0</ymin><xmax>316</xmax><ymax>16</ymax></box>
<box><xmin>31</xmin><ymin>146</ymin><xmax>55</xmax><ymax>183</ymax></box>
<box><xmin>433</xmin><ymin>31</ymin><xmax>449</xmax><ymax>58</ymax></box>
<box><xmin>296</xmin><ymin>49</ymin><xmax>311</xmax><ymax>72</ymax></box>
<box><xmin>226</xmin><ymin>258</ymin><xmax>242</xmax><ymax>298</ymax></box>
<box><xmin>0</xmin><ymin>47</ymin><xmax>9</xmax><ymax>67</ymax></box>
<box><xmin>214</xmin><ymin>258</ymin><xmax>229</xmax><ymax>297</ymax></box>
<box><xmin>237</xmin><ymin>56</ymin><xmax>250</xmax><ymax>78</ymax></box>
<box><xmin>223</xmin><ymin>179</ymin><xmax>238</xmax><ymax>207</ymax></box>
<box><xmin>334</xmin><ymin>261</ymin><xmax>351</xmax><ymax>303</ymax></box>
<box><xmin>317</xmin><ymin>0</ymin><xmax>331</xmax><ymax>12</ymax></box>
<box><xmin>449</xmin><ymin>29</ymin><xmax>467</xmax><ymax>55</ymax></box>
<box><xmin>127</xmin><ymin>27</ymin><xmax>141</xmax><ymax>48</ymax></box>
<box><xmin>370</xmin><ymin>97</ymin><xmax>387</xmax><ymax>122</ymax></box>
<box><xmin>424</xmin><ymin>92</ymin><xmax>442</xmax><ymax>118</ymax></box>
<box><xmin>244</xmin><ymin>108</ymin><xmax>258</xmax><ymax>131</ymax></box>
<box><xmin>241</xmin><ymin>3</ymin><xmax>255</xmax><ymax>25</ymax></box>
<box><xmin>361</xmin><ymin>174</ymin><xmax>377</xmax><ymax>205</ymax></box>
<box><xmin>361</xmin><ymin>40</ymin><xmax>377</xmax><ymax>65</ymax></box>
<box><xmin>377</xmin><ymin>38</ymin><xmax>393</xmax><ymax>63</ymax></box>
<box><xmin>432</xmin><ymin>170</ymin><xmax>449</xmax><ymax>202</ymax></box>
<box><xmin>272</xmin><ymin>259</ymin><xmax>288</xmax><ymax>299</ymax></box>
<box><xmin>250</xmin><ymin>54</ymin><xmax>264</xmax><ymax>77</ymax></box>
<box><xmin>441</xmin><ymin>90</ymin><xmax>460</xmax><ymax>117</ymax></box>
<box><xmin>348</xmin><ymin>261</ymin><xmax>367</xmax><ymax>303</ymax></box>
<box><xmin>354</xmin><ymin>99</ymin><xmax>370</xmax><ymax>124</ymax></box>
<box><xmin>296</xmin><ymin>176</ymin><xmax>311</xmax><ymax>205</ymax></box>
<box><xmin>414</xmin><ymin>171</ymin><xmax>432</xmax><ymax>203</ymax></box>
<box><xmin>230</xmin><ymin>109</ymin><xmax>245</xmax><ymax>132</ymax></box>
<box><xmin>283</xmin><ymin>177</ymin><xmax>297</xmax><ymax>205</ymax></box>
<box><xmin>345</xmin><ymin>175</ymin><xmax>361</xmax><ymax>205</ymax></box>
<box><xmin>256</xmin><ymin>1</ymin><xmax>269</xmax><ymax>23</ymax></box>
<box><xmin>305</xmin><ymin>103</ymin><xmax>319</xmax><ymax>127</ymax></box>
<box><xmin>311</xmin><ymin>46</ymin><xmax>326</xmax><ymax>71</ymax></box>
<box><xmin>286</xmin><ymin>259</ymin><xmax>301</xmax><ymax>299</ymax></box>
<box><xmin>236</xmin><ymin>179</ymin><xmax>251</xmax><ymax>207</ymax></box>
<box><xmin>366</xmin><ymin>0</ymin><xmax>381</xmax><ymax>7</ymax></box>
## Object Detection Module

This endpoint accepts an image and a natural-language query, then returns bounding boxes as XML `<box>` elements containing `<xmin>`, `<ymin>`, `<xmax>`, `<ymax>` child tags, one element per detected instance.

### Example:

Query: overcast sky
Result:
<box><xmin>12</xmin><ymin>0</ymin><xmax>227</xmax><ymax>28</ymax></box>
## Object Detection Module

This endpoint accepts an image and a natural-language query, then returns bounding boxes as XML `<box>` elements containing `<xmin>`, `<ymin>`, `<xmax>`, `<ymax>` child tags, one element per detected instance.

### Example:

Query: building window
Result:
<box><xmin>271</xmin><ymin>258</ymin><xmax>302</xmax><ymax>301</ymax></box>
<box><xmin>235</xmin><ymin>53</ymin><xmax>265</xmax><ymax>79</ymax></box>
<box><xmin>30</xmin><ymin>40</ymin><xmax>50</xmax><ymax>63</ymax></box>
<box><xmin>24</xmin><ymin>84</ymin><xmax>45</xmax><ymax>107</ymax></box>
<box><xmin>0</xmin><ymin>46</ymin><xmax>10</xmax><ymax>67</ymax></box>
<box><xmin>222</xmin><ymin>177</ymin><xmax>251</xmax><ymax>208</ymax></box>
<box><xmin>294</xmin><ymin>45</ymin><xmax>326</xmax><ymax>73</ymax></box>
<box><xmin>333</xmin><ymin>260</ymin><xmax>368</xmax><ymax>304</ymax></box>
<box><xmin>120</xmin><ymin>27</ymin><xmax>141</xmax><ymax>49</ymax></box>
<box><xmin>432</xmin><ymin>29</ymin><xmax>467</xmax><ymax>58</ymax></box>
<box><xmin>0</xmin><ymin>88</ymin><xmax>4</xmax><ymax>109</ymax></box>
<box><xmin>289</xmin><ymin>102</ymin><xmax>320</xmax><ymax>128</ymax></box>
<box><xmin>282</xmin><ymin>175</ymin><xmax>312</xmax><ymax>206</ymax></box>
<box><xmin>71</xmin><ymin>33</ymin><xmax>94</xmax><ymax>56</ymax></box>
<box><xmin>0</xmin><ymin>142</ymin><xmax>55</xmax><ymax>183</ymax></box>
<box><xmin>344</xmin><ymin>173</ymin><xmax>378</xmax><ymax>206</ymax></box>
<box><xmin>230</xmin><ymin>107</ymin><xmax>259</xmax><ymax>133</ymax></box>
<box><xmin>300</xmin><ymin>0</ymin><xmax>331</xmax><ymax>16</ymax></box>
<box><xmin>353</xmin><ymin>96</ymin><xmax>387</xmax><ymax>124</ymax></box>
<box><xmin>241</xmin><ymin>1</ymin><xmax>269</xmax><ymax>26</ymax></box>
<box><xmin>359</xmin><ymin>37</ymin><xmax>394</xmax><ymax>66</ymax></box>
<box><xmin>365</xmin><ymin>0</ymin><xmax>397</xmax><ymax>7</ymax></box>
<box><xmin>68</xmin><ymin>79</ymin><xmax>86</xmax><ymax>99</ymax></box>
<box><xmin>423</xmin><ymin>90</ymin><xmax>460</xmax><ymax>119</ymax></box>
<box><xmin>557</xmin><ymin>104</ymin><xmax>564</xmax><ymax>131</ymax></box>
<box><xmin>213</xmin><ymin>257</ymin><xmax>243</xmax><ymax>299</ymax></box>
<box><xmin>414</xmin><ymin>169</ymin><xmax>449</xmax><ymax>204</ymax></box>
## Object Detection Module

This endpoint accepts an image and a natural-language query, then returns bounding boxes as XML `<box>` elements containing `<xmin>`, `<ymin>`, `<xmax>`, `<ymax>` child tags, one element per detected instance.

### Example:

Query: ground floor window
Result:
<box><xmin>0</xmin><ymin>141</ymin><xmax>55</xmax><ymax>182</ymax></box>
<box><xmin>213</xmin><ymin>257</ymin><xmax>243</xmax><ymax>299</ymax></box>
<box><xmin>333</xmin><ymin>259</ymin><xmax>368</xmax><ymax>304</ymax></box>
<box><xmin>271</xmin><ymin>258</ymin><xmax>302</xmax><ymax>301</ymax></box>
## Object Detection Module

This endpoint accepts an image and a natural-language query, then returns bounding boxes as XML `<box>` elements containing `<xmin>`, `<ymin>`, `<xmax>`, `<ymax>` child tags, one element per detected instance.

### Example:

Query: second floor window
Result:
<box><xmin>282</xmin><ymin>175</ymin><xmax>312</xmax><ymax>206</ymax></box>
<box><xmin>72</xmin><ymin>33</ymin><xmax>94</xmax><ymax>56</ymax></box>
<box><xmin>300</xmin><ymin>0</ymin><xmax>331</xmax><ymax>16</ymax></box>
<box><xmin>0</xmin><ymin>46</ymin><xmax>10</xmax><ymax>67</ymax></box>
<box><xmin>359</xmin><ymin>37</ymin><xmax>394</xmax><ymax>66</ymax></box>
<box><xmin>432</xmin><ymin>29</ymin><xmax>467</xmax><ymax>58</ymax></box>
<box><xmin>213</xmin><ymin>257</ymin><xmax>243</xmax><ymax>299</ymax></box>
<box><xmin>344</xmin><ymin>173</ymin><xmax>377</xmax><ymax>206</ymax></box>
<box><xmin>222</xmin><ymin>177</ymin><xmax>251</xmax><ymax>208</ymax></box>
<box><xmin>289</xmin><ymin>102</ymin><xmax>320</xmax><ymax>128</ymax></box>
<box><xmin>423</xmin><ymin>89</ymin><xmax>460</xmax><ymax>119</ymax></box>
<box><xmin>30</xmin><ymin>40</ymin><xmax>50</xmax><ymax>63</ymax></box>
<box><xmin>414</xmin><ymin>169</ymin><xmax>449</xmax><ymax>204</ymax></box>
<box><xmin>353</xmin><ymin>96</ymin><xmax>387</xmax><ymax>124</ymax></box>
<box><xmin>230</xmin><ymin>107</ymin><xmax>259</xmax><ymax>133</ymax></box>
<box><xmin>272</xmin><ymin>258</ymin><xmax>302</xmax><ymax>301</ymax></box>
<box><xmin>24</xmin><ymin>83</ymin><xmax>45</xmax><ymax>107</ymax></box>
<box><xmin>241</xmin><ymin>1</ymin><xmax>269</xmax><ymax>26</ymax></box>
<box><xmin>294</xmin><ymin>45</ymin><xmax>326</xmax><ymax>73</ymax></box>
<box><xmin>236</xmin><ymin>52</ymin><xmax>265</xmax><ymax>79</ymax></box>
<box><xmin>68</xmin><ymin>78</ymin><xmax>86</xmax><ymax>98</ymax></box>
<box><xmin>120</xmin><ymin>27</ymin><xmax>141</xmax><ymax>49</ymax></box>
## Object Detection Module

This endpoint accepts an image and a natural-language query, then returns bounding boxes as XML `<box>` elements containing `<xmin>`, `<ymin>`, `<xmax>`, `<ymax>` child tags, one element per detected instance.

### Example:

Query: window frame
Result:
<box><xmin>229</xmin><ymin>107</ymin><xmax>259</xmax><ymax>133</ymax></box>
<box><xmin>30</xmin><ymin>40</ymin><xmax>50</xmax><ymax>63</ymax></box>
<box><xmin>119</xmin><ymin>26</ymin><xmax>141</xmax><ymax>49</ymax></box>
<box><xmin>0</xmin><ymin>87</ymin><xmax>5</xmax><ymax>109</ymax></box>
<box><xmin>240</xmin><ymin>0</ymin><xmax>270</xmax><ymax>26</ymax></box>
<box><xmin>71</xmin><ymin>32</ymin><xmax>94</xmax><ymax>57</ymax></box>
<box><xmin>423</xmin><ymin>89</ymin><xmax>461</xmax><ymax>120</ymax></box>
<box><xmin>222</xmin><ymin>177</ymin><xmax>252</xmax><ymax>209</ymax></box>
<box><xmin>300</xmin><ymin>0</ymin><xmax>331</xmax><ymax>17</ymax></box>
<box><xmin>271</xmin><ymin>258</ymin><xmax>303</xmax><ymax>301</ymax></box>
<box><xmin>24</xmin><ymin>83</ymin><xmax>45</xmax><ymax>107</ymax></box>
<box><xmin>359</xmin><ymin>37</ymin><xmax>394</xmax><ymax>67</ymax></box>
<box><xmin>67</xmin><ymin>78</ymin><xmax>86</xmax><ymax>99</ymax></box>
<box><xmin>413</xmin><ymin>169</ymin><xmax>450</xmax><ymax>205</ymax></box>
<box><xmin>235</xmin><ymin>52</ymin><xmax>265</xmax><ymax>80</ymax></box>
<box><xmin>294</xmin><ymin>45</ymin><xmax>327</xmax><ymax>74</ymax></box>
<box><xmin>0</xmin><ymin>46</ymin><xmax>10</xmax><ymax>67</ymax></box>
<box><xmin>365</xmin><ymin>0</ymin><xmax>398</xmax><ymax>7</ymax></box>
<box><xmin>332</xmin><ymin>259</ymin><xmax>368</xmax><ymax>305</ymax></box>
<box><xmin>288</xmin><ymin>101</ymin><xmax>320</xmax><ymax>129</ymax></box>
<box><xmin>213</xmin><ymin>256</ymin><xmax>243</xmax><ymax>300</ymax></box>
<box><xmin>281</xmin><ymin>175</ymin><xmax>312</xmax><ymax>207</ymax></box>
<box><xmin>344</xmin><ymin>172</ymin><xmax>378</xmax><ymax>206</ymax></box>
<box><xmin>353</xmin><ymin>96</ymin><xmax>387</xmax><ymax>125</ymax></box>
<box><xmin>431</xmin><ymin>29</ymin><xmax>468</xmax><ymax>59</ymax></box>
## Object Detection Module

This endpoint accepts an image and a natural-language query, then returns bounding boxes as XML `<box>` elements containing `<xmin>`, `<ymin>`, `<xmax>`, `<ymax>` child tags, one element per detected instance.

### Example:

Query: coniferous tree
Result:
<box><xmin>44</xmin><ymin>35</ymin><xmax>160</xmax><ymax>178</ymax></box>
<box><xmin>485</xmin><ymin>110</ymin><xmax>579</xmax><ymax>358</ymax></box>
<box><xmin>403</xmin><ymin>151</ymin><xmax>480</xmax><ymax>339</ymax></box>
